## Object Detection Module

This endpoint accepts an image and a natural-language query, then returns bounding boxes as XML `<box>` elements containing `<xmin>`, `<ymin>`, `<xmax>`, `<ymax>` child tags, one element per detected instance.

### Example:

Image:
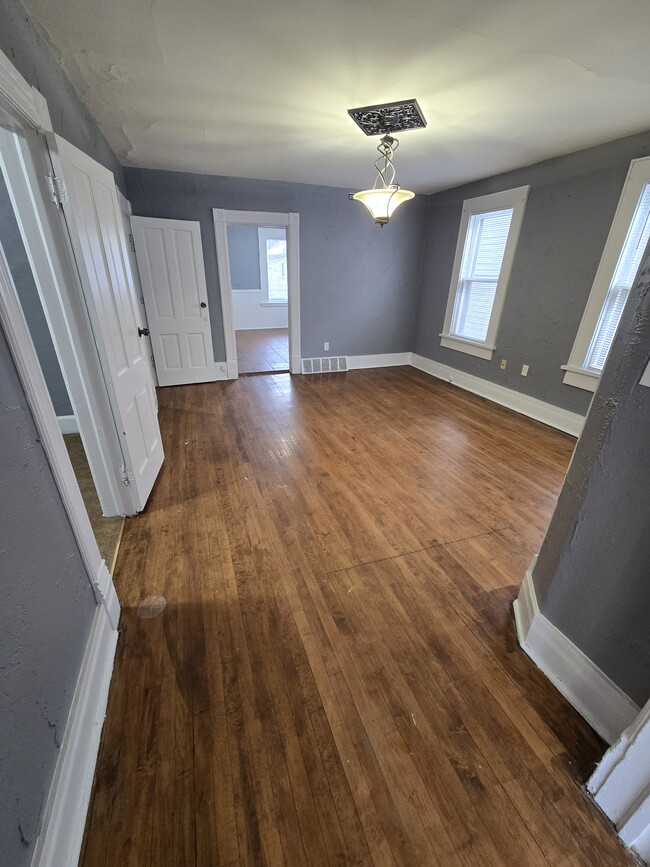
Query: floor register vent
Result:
<box><xmin>302</xmin><ymin>356</ymin><xmax>348</xmax><ymax>374</ymax></box>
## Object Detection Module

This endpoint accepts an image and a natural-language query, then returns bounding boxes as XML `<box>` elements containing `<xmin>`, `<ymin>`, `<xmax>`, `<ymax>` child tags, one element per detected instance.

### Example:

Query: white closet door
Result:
<box><xmin>131</xmin><ymin>216</ymin><xmax>216</xmax><ymax>387</ymax></box>
<box><xmin>54</xmin><ymin>135</ymin><xmax>164</xmax><ymax>511</ymax></box>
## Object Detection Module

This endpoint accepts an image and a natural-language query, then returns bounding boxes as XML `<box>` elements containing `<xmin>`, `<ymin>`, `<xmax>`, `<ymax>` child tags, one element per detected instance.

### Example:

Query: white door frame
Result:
<box><xmin>588</xmin><ymin>698</ymin><xmax>650</xmax><ymax>863</ymax></box>
<box><xmin>0</xmin><ymin>50</ymin><xmax>133</xmax><ymax>517</ymax></box>
<box><xmin>213</xmin><ymin>209</ymin><xmax>301</xmax><ymax>377</ymax></box>
<box><xmin>0</xmin><ymin>47</ymin><xmax>122</xmax><ymax>611</ymax></box>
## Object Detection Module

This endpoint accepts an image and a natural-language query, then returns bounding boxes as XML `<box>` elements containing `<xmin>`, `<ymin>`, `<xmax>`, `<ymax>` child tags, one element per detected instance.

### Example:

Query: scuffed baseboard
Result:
<box><xmin>514</xmin><ymin>565</ymin><xmax>639</xmax><ymax>745</ymax></box>
<box><xmin>31</xmin><ymin>603</ymin><xmax>118</xmax><ymax>867</ymax></box>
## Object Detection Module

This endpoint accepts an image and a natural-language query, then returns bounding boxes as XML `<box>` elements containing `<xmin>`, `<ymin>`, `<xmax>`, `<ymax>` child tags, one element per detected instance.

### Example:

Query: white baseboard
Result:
<box><xmin>515</xmin><ymin>571</ymin><xmax>639</xmax><ymax>745</ymax></box>
<box><xmin>57</xmin><ymin>414</ymin><xmax>78</xmax><ymax>434</ymax></box>
<box><xmin>31</xmin><ymin>603</ymin><xmax>118</xmax><ymax>867</ymax></box>
<box><xmin>213</xmin><ymin>361</ymin><xmax>229</xmax><ymax>380</ymax></box>
<box><xmin>410</xmin><ymin>353</ymin><xmax>585</xmax><ymax>437</ymax></box>
<box><xmin>347</xmin><ymin>352</ymin><xmax>411</xmax><ymax>370</ymax></box>
<box><xmin>513</xmin><ymin>558</ymin><xmax>538</xmax><ymax>642</ymax></box>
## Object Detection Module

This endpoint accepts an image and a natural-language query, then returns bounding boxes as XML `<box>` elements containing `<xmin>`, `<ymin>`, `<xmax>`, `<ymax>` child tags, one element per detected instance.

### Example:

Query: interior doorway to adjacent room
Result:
<box><xmin>229</xmin><ymin>224</ymin><xmax>289</xmax><ymax>373</ymax></box>
<box><xmin>213</xmin><ymin>209</ymin><xmax>300</xmax><ymax>379</ymax></box>
<box><xmin>0</xmin><ymin>164</ymin><xmax>123</xmax><ymax>570</ymax></box>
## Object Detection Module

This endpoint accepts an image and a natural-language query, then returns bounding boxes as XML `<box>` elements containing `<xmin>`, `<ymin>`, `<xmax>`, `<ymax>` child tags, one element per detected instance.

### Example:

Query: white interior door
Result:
<box><xmin>53</xmin><ymin>135</ymin><xmax>164</xmax><ymax>511</ymax></box>
<box><xmin>131</xmin><ymin>216</ymin><xmax>216</xmax><ymax>386</ymax></box>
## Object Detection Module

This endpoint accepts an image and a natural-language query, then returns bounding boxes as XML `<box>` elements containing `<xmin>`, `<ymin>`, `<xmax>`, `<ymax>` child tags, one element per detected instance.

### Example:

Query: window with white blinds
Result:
<box><xmin>441</xmin><ymin>186</ymin><xmax>529</xmax><ymax>361</ymax></box>
<box><xmin>563</xmin><ymin>158</ymin><xmax>650</xmax><ymax>392</ymax></box>
<box><xmin>584</xmin><ymin>182</ymin><xmax>650</xmax><ymax>371</ymax></box>
<box><xmin>451</xmin><ymin>208</ymin><xmax>514</xmax><ymax>343</ymax></box>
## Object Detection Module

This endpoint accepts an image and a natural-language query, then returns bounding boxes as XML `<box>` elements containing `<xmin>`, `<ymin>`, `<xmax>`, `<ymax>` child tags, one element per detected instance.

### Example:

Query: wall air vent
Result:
<box><xmin>302</xmin><ymin>357</ymin><xmax>348</xmax><ymax>374</ymax></box>
<box><xmin>348</xmin><ymin>99</ymin><xmax>427</xmax><ymax>136</ymax></box>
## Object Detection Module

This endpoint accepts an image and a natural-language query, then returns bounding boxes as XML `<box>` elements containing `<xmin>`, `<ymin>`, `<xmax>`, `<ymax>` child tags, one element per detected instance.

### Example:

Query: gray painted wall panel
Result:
<box><xmin>0</xmin><ymin>172</ymin><xmax>72</xmax><ymax>415</ymax></box>
<box><xmin>0</xmin><ymin>326</ymin><xmax>97</xmax><ymax>867</ymax></box>
<box><xmin>227</xmin><ymin>225</ymin><xmax>261</xmax><ymax>291</ymax></box>
<box><xmin>532</xmin><ymin>251</ymin><xmax>650</xmax><ymax>707</ymax></box>
<box><xmin>124</xmin><ymin>168</ymin><xmax>427</xmax><ymax>361</ymax></box>
<box><xmin>0</xmin><ymin>0</ymin><xmax>125</xmax><ymax>191</ymax></box>
<box><xmin>415</xmin><ymin>130</ymin><xmax>650</xmax><ymax>414</ymax></box>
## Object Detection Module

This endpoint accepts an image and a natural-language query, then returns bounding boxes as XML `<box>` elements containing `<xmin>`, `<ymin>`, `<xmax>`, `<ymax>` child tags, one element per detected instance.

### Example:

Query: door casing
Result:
<box><xmin>213</xmin><ymin>209</ymin><xmax>301</xmax><ymax>378</ymax></box>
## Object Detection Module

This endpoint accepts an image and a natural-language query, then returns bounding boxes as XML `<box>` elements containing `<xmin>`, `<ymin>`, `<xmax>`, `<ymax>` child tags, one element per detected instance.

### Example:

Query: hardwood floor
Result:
<box><xmin>80</xmin><ymin>367</ymin><xmax>633</xmax><ymax>866</ymax></box>
<box><xmin>236</xmin><ymin>327</ymin><xmax>289</xmax><ymax>373</ymax></box>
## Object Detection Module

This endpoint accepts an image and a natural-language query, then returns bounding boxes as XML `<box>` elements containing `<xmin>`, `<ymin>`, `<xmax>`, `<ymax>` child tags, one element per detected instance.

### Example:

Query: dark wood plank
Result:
<box><xmin>80</xmin><ymin>367</ymin><xmax>634</xmax><ymax>867</ymax></box>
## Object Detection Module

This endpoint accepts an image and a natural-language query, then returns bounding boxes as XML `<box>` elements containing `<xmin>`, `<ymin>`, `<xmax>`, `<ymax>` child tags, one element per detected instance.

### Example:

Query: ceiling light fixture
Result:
<box><xmin>350</xmin><ymin>134</ymin><xmax>415</xmax><ymax>227</ymax></box>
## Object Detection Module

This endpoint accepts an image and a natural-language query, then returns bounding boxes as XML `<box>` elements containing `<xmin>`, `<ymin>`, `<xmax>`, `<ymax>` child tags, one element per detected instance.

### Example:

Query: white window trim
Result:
<box><xmin>440</xmin><ymin>185</ymin><xmax>529</xmax><ymax>360</ymax></box>
<box><xmin>563</xmin><ymin>156</ymin><xmax>650</xmax><ymax>392</ymax></box>
<box><xmin>258</xmin><ymin>226</ymin><xmax>288</xmax><ymax>305</ymax></box>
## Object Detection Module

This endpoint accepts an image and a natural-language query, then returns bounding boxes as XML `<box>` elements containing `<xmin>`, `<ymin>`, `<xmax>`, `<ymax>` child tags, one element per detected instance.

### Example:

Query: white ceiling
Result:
<box><xmin>23</xmin><ymin>0</ymin><xmax>650</xmax><ymax>193</ymax></box>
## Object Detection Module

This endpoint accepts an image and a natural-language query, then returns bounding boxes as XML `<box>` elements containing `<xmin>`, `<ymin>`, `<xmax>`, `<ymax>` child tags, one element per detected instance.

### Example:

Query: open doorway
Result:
<box><xmin>227</xmin><ymin>224</ymin><xmax>289</xmax><ymax>373</ymax></box>
<box><xmin>213</xmin><ymin>209</ymin><xmax>300</xmax><ymax>379</ymax></box>
<box><xmin>0</xmin><ymin>167</ymin><xmax>124</xmax><ymax>571</ymax></box>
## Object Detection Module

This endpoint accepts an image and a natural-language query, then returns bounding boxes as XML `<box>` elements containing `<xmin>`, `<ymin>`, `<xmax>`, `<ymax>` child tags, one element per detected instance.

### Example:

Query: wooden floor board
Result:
<box><xmin>80</xmin><ymin>367</ymin><xmax>634</xmax><ymax>866</ymax></box>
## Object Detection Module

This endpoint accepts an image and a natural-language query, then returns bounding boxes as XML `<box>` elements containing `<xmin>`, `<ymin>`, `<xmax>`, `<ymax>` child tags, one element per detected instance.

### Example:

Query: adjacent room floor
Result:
<box><xmin>80</xmin><ymin>367</ymin><xmax>633</xmax><ymax>866</ymax></box>
<box><xmin>235</xmin><ymin>326</ymin><xmax>289</xmax><ymax>373</ymax></box>
<box><xmin>63</xmin><ymin>433</ymin><xmax>124</xmax><ymax>572</ymax></box>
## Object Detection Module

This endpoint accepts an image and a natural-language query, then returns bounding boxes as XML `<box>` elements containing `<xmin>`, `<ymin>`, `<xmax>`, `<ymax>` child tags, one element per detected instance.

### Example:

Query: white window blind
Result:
<box><xmin>584</xmin><ymin>182</ymin><xmax>650</xmax><ymax>371</ymax></box>
<box><xmin>450</xmin><ymin>208</ymin><xmax>514</xmax><ymax>343</ymax></box>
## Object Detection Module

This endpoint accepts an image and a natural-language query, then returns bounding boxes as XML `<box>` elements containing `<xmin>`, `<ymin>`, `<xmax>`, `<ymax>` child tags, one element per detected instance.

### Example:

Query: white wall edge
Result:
<box><xmin>348</xmin><ymin>352</ymin><xmax>411</xmax><ymax>370</ymax></box>
<box><xmin>410</xmin><ymin>353</ymin><xmax>585</xmax><ymax>437</ymax></box>
<box><xmin>512</xmin><ymin>557</ymin><xmax>538</xmax><ymax>642</ymax></box>
<box><xmin>57</xmin><ymin>414</ymin><xmax>79</xmax><ymax>434</ymax></box>
<box><xmin>515</xmin><ymin>573</ymin><xmax>639</xmax><ymax>745</ymax></box>
<box><xmin>226</xmin><ymin>358</ymin><xmax>238</xmax><ymax>380</ymax></box>
<box><xmin>31</xmin><ymin>603</ymin><xmax>118</xmax><ymax>867</ymax></box>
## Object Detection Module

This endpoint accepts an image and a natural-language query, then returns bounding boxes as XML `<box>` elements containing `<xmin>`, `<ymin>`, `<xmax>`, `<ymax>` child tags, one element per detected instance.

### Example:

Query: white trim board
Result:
<box><xmin>57</xmin><ymin>414</ymin><xmax>79</xmax><ymax>435</ymax></box>
<box><xmin>348</xmin><ymin>352</ymin><xmax>411</xmax><ymax>370</ymax></box>
<box><xmin>410</xmin><ymin>353</ymin><xmax>585</xmax><ymax>437</ymax></box>
<box><xmin>514</xmin><ymin>568</ymin><xmax>640</xmax><ymax>745</ymax></box>
<box><xmin>30</xmin><ymin>603</ymin><xmax>118</xmax><ymax>867</ymax></box>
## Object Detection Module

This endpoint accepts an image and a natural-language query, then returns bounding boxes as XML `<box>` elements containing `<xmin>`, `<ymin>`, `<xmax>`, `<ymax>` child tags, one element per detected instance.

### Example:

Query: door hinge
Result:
<box><xmin>46</xmin><ymin>173</ymin><xmax>68</xmax><ymax>206</ymax></box>
<box><xmin>119</xmin><ymin>464</ymin><xmax>131</xmax><ymax>486</ymax></box>
<box><xmin>129</xmin><ymin>233</ymin><xmax>136</xmax><ymax>253</ymax></box>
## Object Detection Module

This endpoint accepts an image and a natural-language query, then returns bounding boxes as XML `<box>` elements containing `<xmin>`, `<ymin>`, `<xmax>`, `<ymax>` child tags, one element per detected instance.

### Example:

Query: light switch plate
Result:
<box><xmin>640</xmin><ymin>359</ymin><xmax>650</xmax><ymax>388</ymax></box>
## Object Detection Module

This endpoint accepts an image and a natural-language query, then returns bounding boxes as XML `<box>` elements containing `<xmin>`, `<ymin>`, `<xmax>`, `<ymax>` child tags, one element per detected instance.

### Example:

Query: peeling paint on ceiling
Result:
<box><xmin>22</xmin><ymin>0</ymin><xmax>650</xmax><ymax>192</ymax></box>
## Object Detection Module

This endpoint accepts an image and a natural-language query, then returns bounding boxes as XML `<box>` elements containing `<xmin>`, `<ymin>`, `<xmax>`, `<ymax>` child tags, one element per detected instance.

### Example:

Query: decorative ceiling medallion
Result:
<box><xmin>348</xmin><ymin>99</ymin><xmax>427</xmax><ymax>136</ymax></box>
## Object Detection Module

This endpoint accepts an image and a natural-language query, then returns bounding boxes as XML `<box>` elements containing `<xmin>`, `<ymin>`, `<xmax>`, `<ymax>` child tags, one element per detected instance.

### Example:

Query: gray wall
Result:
<box><xmin>532</xmin><ymin>250</ymin><xmax>650</xmax><ymax>707</ymax></box>
<box><xmin>0</xmin><ymin>325</ymin><xmax>97</xmax><ymax>867</ymax></box>
<box><xmin>125</xmin><ymin>168</ymin><xmax>428</xmax><ymax>361</ymax></box>
<box><xmin>414</xmin><ymin>130</ymin><xmax>650</xmax><ymax>415</ymax></box>
<box><xmin>0</xmin><ymin>0</ymin><xmax>125</xmax><ymax>191</ymax></box>
<box><xmin>227</xmin><ymin>225</ymin><xmax>261</xmax><ymax>291</ymax></box>
<box><xmin>0</xmin><ymin>171</ymin><xmax>72</xmax><ymax>415</ymax></box>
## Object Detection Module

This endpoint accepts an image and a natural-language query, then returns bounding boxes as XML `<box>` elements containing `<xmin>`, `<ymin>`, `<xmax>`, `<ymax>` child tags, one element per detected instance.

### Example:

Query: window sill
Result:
<box><xmin>260</xmin><ymin>302</ymin><xmax>288</xmax><ymax>307</ymax></box>
<box><xmin>440</xmin><ymin>334</ymin><xmax>495</xmax><ymax>361</ymax></box>
<box><xmin>561</xmin><ymin>364</ymin><xmax>599</xmax><ymax>392</ymax></box>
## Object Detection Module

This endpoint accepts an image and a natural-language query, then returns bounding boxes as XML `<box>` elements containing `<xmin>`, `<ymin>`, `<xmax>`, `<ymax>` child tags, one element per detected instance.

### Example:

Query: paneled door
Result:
<box><xmin>131</xmin><ymin>216</ymin><xmax>216</xmax><ymax>386</ymax></box>
<box><xmin>54</xmin><ymin>135</ymin><xmax>164</xmax><ymax>511</ymax></box>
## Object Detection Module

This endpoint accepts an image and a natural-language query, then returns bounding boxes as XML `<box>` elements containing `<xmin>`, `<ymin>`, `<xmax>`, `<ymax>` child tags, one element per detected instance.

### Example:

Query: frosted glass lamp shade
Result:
<box><xmin>352</xmin><ymin>185</ymin><xmax>415</xmax><ymax>225</ymax></box>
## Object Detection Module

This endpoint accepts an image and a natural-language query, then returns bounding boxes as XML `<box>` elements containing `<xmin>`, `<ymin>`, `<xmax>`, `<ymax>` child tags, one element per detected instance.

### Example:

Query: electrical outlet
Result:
<box><xmin>521</xmin><ymin>364</ymin><xmax>529</xmax><ymax>376</ymax></box>
<box><xmin>324</xmin><ymin>341</ymin><xmax>329</xmax><ymax>351</ymax></box>
<box><xmin>500</xmin><ymin>359</ymin><xmax>507</xmax><ymax>370</ymax></box>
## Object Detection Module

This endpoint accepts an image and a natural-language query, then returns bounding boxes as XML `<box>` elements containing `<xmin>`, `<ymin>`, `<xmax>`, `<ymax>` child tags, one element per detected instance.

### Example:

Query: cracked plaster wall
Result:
<box><xmin>532</xmin><ymin>248</ymin><xmax>650</xmax><ymax>706</ymax></box>
<box><xmin>415</xmin><ymin>128</ymin><xmax>650</xmax><ymax>415</ymax></box>
<box><xmin>0</xmin><ymin>323</ymin><xmax>97</xmax><ymax>867</ymax></box>
<box><xmin>0</xmin><ymin>0</ymin><xmax>125</xmax><ymax>192</ymax></box>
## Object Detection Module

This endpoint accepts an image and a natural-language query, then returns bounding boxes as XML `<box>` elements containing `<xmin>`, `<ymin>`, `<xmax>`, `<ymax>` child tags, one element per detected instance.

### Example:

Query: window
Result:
<box><xmin>441</xmin><ymin>186</ymin><xmax>529</xmax><ymax>360</ymax></box>
<box><xmin>258</xmin><ymin>227</ymin><xmax>288</xmax><ymax>305</ymax></box>
<box><xmin>564</xmin><ymin>157</ymin><xmax>650</xmax><ymax>391</ymax></box>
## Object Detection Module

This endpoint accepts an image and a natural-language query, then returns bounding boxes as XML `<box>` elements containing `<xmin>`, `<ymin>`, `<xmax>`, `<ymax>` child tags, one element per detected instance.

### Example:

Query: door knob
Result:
<box><xmin>138</xmin><ymin>327</ymin><xmax>150</xmax><ymax>337</ymax></box>
<box><xmin>200</xmin><ymin>301</ymin><xmax>207</xmax><ymax>308</ymax></box>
